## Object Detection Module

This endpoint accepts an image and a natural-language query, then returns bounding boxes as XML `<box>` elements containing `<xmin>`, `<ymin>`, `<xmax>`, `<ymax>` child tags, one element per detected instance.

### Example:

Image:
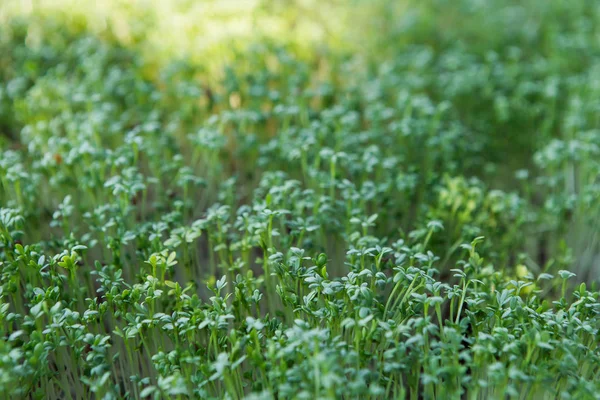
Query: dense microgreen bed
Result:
<box><xmin>1</xmin><ymin>0</ymin><xmax>600</xmax><ymax>399</ymax></box>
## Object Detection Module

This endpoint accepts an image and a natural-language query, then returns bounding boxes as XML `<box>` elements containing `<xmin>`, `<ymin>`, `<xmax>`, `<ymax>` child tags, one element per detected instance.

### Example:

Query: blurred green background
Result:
<box><xmin>1</xmin><ymin>0</ymin><xmax>599</xmax><ymax>282</ymax></box>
